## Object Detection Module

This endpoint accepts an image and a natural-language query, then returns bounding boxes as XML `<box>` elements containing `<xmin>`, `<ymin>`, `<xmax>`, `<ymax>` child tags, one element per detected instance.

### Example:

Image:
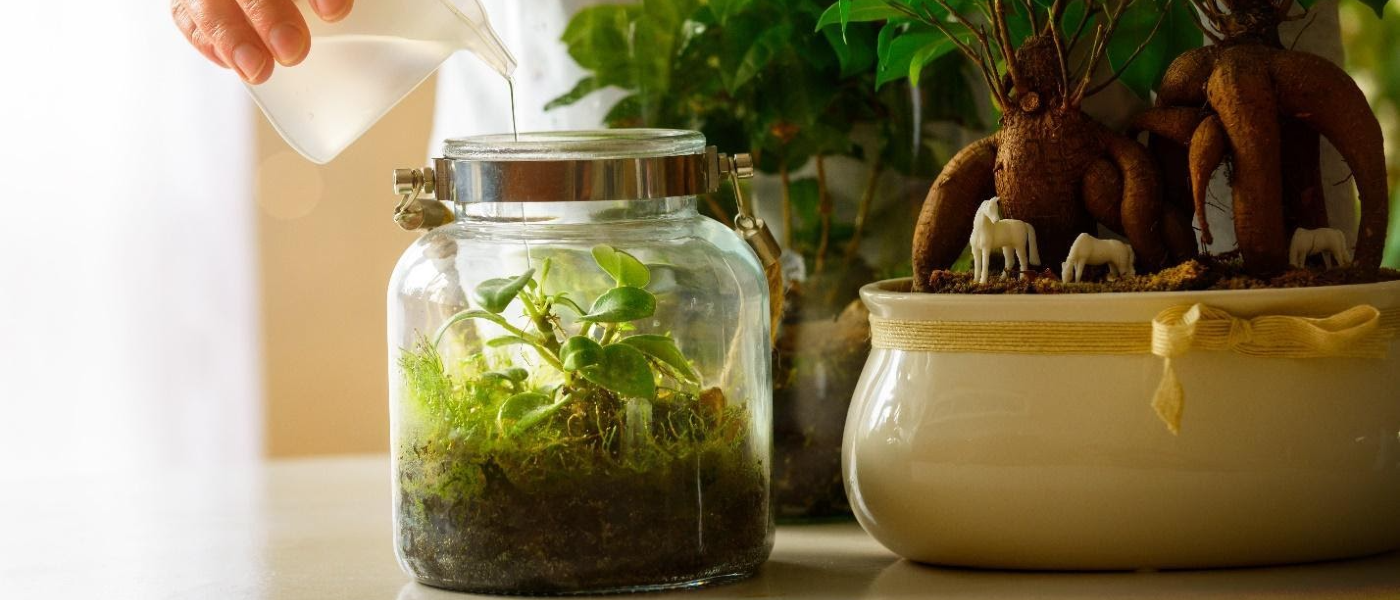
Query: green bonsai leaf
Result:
<box><xmin>815</xmin><ymin>0</ymin><xmax>906</xmax><ymax>32</ymax></box>
<box><xmin>475</xmin><ymin>268</ymin><xmax>537</xmax><ymax>314</ymax></box>
<box><xmin>545</xmin><ymin>76</ymin><xmax>605</xmax><ymax>111</ymax></box>
<box><xmin>579</xmin><ymin>287</ymin><xmax>656</xmax><ymax>323</ymax></box>
<box><xmin>619</xmin><ymin>335</ymin><xmax>700</xmax><ymax>384</ymax></box>
<box><xmin>1102</xmin><ymin>0</ymin><xmax>1198</xmax><ymax>100</ymax></box>
<box><xmin>707</xmin><ymin>0</ymin><xmax>754</xmax><ymax>25</ymax></box>
<box><xmin>560</xmin><ymin>336</ymin><xmax>604</xmax><ymax>371</ymax></box>
<box><xmin>580</xmin><ymin>344</ymin><xmax>656</xmax><ymax>399</ymax></box>
<box><xmin>591</xmin><ymin>245</ymin><xmax>650</xmax><ymax>288</ymax></box>
<box><xmin>501</xmin><ymin>367</ymin><xmax>529</xmax><ymax>382</ymax></box>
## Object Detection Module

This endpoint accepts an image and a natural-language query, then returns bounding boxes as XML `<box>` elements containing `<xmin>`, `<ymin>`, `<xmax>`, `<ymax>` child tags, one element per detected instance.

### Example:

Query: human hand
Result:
<box><xmin>171</xmin><ymin>0</ymin><xmax>354</xmax><ymax>84</ymax></box>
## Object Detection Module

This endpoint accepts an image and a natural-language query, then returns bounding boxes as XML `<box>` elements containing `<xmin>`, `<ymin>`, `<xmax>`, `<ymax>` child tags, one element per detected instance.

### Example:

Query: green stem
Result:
<box><xmin>518</xmin><ymin>293</ymin><xmax>562</xmax><ymax>356</ymax></box>
<box><xmin>433</xmin><ymin>309</ymin><xmax>564</xmax><ymax>372</ymax></box>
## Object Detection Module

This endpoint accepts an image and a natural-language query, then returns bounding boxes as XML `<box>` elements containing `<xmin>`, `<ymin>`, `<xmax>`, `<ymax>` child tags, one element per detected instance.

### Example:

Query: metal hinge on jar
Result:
<box><xmin>392</xmin><ymin>167</ymin><xmax>453</xmax><ymax>231</ymax></box>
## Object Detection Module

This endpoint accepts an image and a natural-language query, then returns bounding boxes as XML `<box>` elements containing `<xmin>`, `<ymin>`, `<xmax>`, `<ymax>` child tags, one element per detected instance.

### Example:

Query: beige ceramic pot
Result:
<box><xmin>844</xmin><ymin>278</ymin><xmax>1400</xmax><ymax>570</ymax></box>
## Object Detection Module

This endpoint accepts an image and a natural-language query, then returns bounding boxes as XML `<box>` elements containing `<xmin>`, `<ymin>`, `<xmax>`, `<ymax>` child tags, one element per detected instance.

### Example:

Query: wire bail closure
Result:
<box><xmin>393</xmin><ymin>167</ymin><xmax>453</xmax><ymax>231</ymax></box>
<box><xmin>717</xmin><ymin>153</ymin><xmax>785</xmax><ymax>344</ymax></box>
<box><xmin>718</xmin><ymin>153</ymin><xmax>781</xmax><ymax>271</ymax></box>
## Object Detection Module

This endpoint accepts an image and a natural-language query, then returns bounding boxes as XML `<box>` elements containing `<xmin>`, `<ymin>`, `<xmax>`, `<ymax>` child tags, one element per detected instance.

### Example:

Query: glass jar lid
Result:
<box><xmin>432</xmin><ymin>129</ymin><xmax>726</xmax><ymax>204</ymax></box>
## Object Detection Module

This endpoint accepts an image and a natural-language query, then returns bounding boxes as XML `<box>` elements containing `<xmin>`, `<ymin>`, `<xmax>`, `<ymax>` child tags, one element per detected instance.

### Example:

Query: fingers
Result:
<box><xmin>235</xmin><ymin>0</ymin><xmax>311</xmax><ymax>67</ymax></box>
<box><xmin>183</xmin><ymin>0</ymin><xmax>273</xmax><ymax>83</ymax></box>
<box><xmin>172</xmin><ymin>0</ymin><xmax>227</xmax><ymax>68</ymax></box>
<box><xmin>310</xmin><ymin>0</ymin><xmax>354</xmax><ymax>22</ymax></box>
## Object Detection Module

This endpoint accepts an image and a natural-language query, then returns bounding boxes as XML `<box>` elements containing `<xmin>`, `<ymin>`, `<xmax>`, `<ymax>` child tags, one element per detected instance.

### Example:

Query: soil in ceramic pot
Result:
<box><xmin>920</xmin><ymin>254</ymin><xmax>1400</xmax><ymax>295</ymax></box>
<box><xmin>396</xmin><ymin>431</ymin><xmax>770</xmax><ymax>595</ymax></box>
<box><xmin>771</xmin><ymin>273</ymin><xmax>873</xmax><ymax>521</ymax></box>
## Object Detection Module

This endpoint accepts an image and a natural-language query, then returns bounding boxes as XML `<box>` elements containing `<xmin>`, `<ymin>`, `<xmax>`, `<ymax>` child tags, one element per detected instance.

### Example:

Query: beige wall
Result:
<box><xmin>257</xmin><ymin>80</ymin><xmax>437</xmax><ymax>457</ymax></box>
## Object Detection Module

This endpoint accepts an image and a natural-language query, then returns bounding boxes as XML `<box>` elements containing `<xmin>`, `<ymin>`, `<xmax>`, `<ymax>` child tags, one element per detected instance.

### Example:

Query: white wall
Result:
<box><xmin>0</xmin><ymin>2</ymin><xmax>260</xmax><ymax>475</ymax></box>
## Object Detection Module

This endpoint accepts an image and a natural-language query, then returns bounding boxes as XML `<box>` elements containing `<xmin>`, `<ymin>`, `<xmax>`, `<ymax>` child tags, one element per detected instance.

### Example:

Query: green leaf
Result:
<box><xmin>619</xmin><ymin>335</ymin><xmax>700</xmax><ymax>384</ymax></box>
<box><xmin>580</xmin><ymin>344</ymin><xmax>656</xmax><ymax>399</ymax></box>
<box><xmin>545</xmin><ymin>76</ymin><xmax>605</xmax><ymax>111</ymax></box>
<box><xmin>432</xmin><ymin>309</ymin><xmax>516</xmax><ymax>347</ymax></box>
<box><xmin>1357</xmin><ymin>0</ymin><xmax>1389</xmax><ymax>17</ymax></box>
<box><xmin>591</xmin><ymin>245</ymin><xmax>651</xmax><ymax>288</ymax></box>
<box><xmin>580</xmin><ymin>287</ymin><xmax>657</xmax><ymax>323</ymax></box>
<box><xmin>709</xmin><ymin>0</ymin><xmax>754</xmax><ymax>25</ymax></box>
<box><xmin>1103</xmin><ymin>1</ymin><xmax>1200</xmax><ymax>100</ymax></box>
<box><xmin>501</xmin><ymin>367</ymin><xmax>529</xmax><ymax>382</ymax></box>
<box><xmin>560</xmin><ymin>336</ymin><xmax>604</xmax><ymax>371</ymax></box>
<box><xmin>497</xmin><ymin>392</ymin><xmax>559</xmax><ymax>435</ymax></box>
<box><xmin>877</xmin><ymin>28</ymin><xmax>974</xmax><ymax>88</ymax></box>
<box><xmin>474</xmin><ymin>269</ymin><xmax>536</xmax><ymax>314</ymax></box>
<box><xmin>551</xmin><ymin>293</ymin><xmax>587</xmax><ymax>315</ymax></box>
<box><xmin>816</xmin><ymin>0</ymin><xmax>907</xmax><ymax>31</ymax></box>
<box><xmin>908</xmin><ymin>36</ymin><xmax>960</xmax><ymax>88</ymax></box>
<box><xmin>486</xmin><ymin>335</ymin><xmax>532</xmax><ymax>348</ymax></box>
<box><xmin>559</xmin><ymin>5</ymin><xmax>635</xmax><ymax>86</ymax></box>
<box><xmin>724</xmin><ymin>21</ymin><xmax>793</xmax><ymax>92</ymax></box>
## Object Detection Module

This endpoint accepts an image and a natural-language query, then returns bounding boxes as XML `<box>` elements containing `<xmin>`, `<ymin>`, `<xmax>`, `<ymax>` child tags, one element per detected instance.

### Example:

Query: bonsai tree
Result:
<box><xmin>1132</xmin><ymin>0</ymin><xmax>1392</xmax><ymax>274</ymax></box>
<box><xmin>882</xmin><ymin>0</ymin><xmax>1190</xmax><ymax>289</ymax></box>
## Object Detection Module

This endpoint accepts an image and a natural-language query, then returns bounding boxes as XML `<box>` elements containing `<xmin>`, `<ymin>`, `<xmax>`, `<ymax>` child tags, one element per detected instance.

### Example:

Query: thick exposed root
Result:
<box><xmin>1268</xmin><ymin>49</ymin><xmax>1389</xmax><ymax>269</ymax></box>
<box><xmin>1207</xmin><ymin>46</ymin><xmax>1287</xmax><ymax>274</ymax></box>
<box><xmin>912</xmin><ymin>134</ymin><xmax>999</xmax><ymax>291</ymax></box>
<box><xmin>1131</xmin><ymin>106</ymin><xmax>1209</xmax><ymax>216</ymax></box>
<box><xmin>995</xmin><ymin>110</ymin><xmax>1103</xmax><ymax>264</ymax></box>
<box><xmin>1162</xmin><ymin>203</ymin><xmax>1200</xmax><ymax>261</ymax></box>
<box><xmin>1189</xmin><ymin>115</ymin><xmax>1228</xmax><ymax>246</ymax></box>
<box><xmin>1082</xmin><ymin>159</ymin><xmax>1123</xmax><ymax>233</ymax></box>
<box><xmin>1130</xmin><ymin>107</ymin><xmax>1207</xmax><ymax>146</ymax></box>
<box><xmin>1155</xmin><ymin>46</ymin><xmax>1220</xmax><ymax>108</ymax></box>
<box><xmin>1101</xmin><ymin>130</ymin><xmax>1169</xmax><ymax>270</ymax></box>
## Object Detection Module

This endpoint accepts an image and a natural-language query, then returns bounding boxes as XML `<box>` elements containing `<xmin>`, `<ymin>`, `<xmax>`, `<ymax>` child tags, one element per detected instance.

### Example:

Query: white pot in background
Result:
<box><xmin>845</xmin><ymin>278</ymin><xmax>1400</xmax><ymax>570</ymax></box>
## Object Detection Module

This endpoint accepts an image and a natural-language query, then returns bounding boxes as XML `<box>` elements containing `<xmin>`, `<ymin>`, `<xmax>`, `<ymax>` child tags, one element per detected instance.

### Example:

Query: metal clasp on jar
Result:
<box><xmin>392</xmin><ymin>167</ymin><xmax>454</xmax><ymax>231</ymax></box>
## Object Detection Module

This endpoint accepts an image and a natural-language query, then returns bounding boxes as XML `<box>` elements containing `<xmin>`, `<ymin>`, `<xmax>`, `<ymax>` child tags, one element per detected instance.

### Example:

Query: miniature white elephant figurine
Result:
<box><xmin>970</xmin><ymin>197</ymin><xmax>1041</xmax><ymax>284</ymax></box>
<box><xmin>1289</xmin><ymin>227</ymin><xmax>1351</xmax><ymax>269</ymax></box>
<box><xmin>1062</xmin><ymin>233</ymin><xmax>1136</xmax><ymax>283</ymax></box>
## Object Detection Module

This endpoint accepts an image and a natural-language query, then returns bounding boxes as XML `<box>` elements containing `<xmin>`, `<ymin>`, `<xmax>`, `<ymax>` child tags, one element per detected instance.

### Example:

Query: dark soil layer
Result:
<box><xmin>922</xmin><ymin>254</ymin><xmax>1400</xmax><ymax>295</ymax></box>
<box><xmin>396</xmin><ymin>441</ymin><xmax>771</xmax><ymax>595</ymax></box>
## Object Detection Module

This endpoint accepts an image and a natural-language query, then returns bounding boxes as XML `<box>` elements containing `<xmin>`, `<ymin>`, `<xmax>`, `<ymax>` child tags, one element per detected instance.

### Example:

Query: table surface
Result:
<box><xmin>4</xmin><ymin>456</ymin><xmax>1399</xmax><ymax>600</ymax></box>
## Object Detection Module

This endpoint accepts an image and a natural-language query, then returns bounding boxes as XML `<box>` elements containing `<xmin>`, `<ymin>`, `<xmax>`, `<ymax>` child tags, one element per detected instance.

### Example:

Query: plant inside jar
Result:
<box><xmin>395</xmin><ymin>245</ymin><xmax>770</xmax><ymax>594</ymax></box>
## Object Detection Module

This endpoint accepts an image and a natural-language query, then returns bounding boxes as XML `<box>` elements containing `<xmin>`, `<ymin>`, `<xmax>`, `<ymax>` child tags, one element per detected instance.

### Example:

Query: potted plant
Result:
<box><xmin>394</xmin><ymin>246</ymin><xmax>770</xmax><ymax>593</ymax></box>
<box><xmin>839</xmin><ymin>0</ymin><xmax>1400</xmax><ymax>570</ymax></box>
<box><xmin>548</xmin><ymin>0</ymin><xmax>986</xmax><ymax>519</ymax></box>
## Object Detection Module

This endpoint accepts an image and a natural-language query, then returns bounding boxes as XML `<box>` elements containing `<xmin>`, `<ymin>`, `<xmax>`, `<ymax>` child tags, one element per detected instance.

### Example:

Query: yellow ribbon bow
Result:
<box><xmin>1149</xmin><ymin>303</ymin><xmax>1391</xmax><ymax>435</ymax></box>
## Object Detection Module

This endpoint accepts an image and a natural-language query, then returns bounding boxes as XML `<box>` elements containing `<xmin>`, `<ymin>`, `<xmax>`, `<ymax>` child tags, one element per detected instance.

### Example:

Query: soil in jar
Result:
<box><xmin>395</xmin><ymin>343</ymin><xmax>771</xmax><ymax>595</ymax></box>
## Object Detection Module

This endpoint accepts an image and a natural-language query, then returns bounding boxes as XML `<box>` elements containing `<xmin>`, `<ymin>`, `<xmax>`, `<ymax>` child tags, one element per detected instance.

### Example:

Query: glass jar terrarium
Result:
<box><xmin>388</xmin><ymin>130</ymin><xmax>776</xmax><ymax>594</ymax></box>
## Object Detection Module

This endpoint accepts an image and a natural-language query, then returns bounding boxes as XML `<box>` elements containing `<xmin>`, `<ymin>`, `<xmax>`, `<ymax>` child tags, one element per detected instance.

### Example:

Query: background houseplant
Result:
<box><xmin>548</xmin><ymin>0</ymin><xmax>986</xmax><ymax>519</ymax></box>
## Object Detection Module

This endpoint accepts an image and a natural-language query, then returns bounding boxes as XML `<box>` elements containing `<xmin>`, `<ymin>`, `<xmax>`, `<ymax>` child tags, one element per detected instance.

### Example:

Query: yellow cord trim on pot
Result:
<box><xmin>870</xmin><ymin>304</ymin><xmax>1398</xmax><ymax>434</ymax></box>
